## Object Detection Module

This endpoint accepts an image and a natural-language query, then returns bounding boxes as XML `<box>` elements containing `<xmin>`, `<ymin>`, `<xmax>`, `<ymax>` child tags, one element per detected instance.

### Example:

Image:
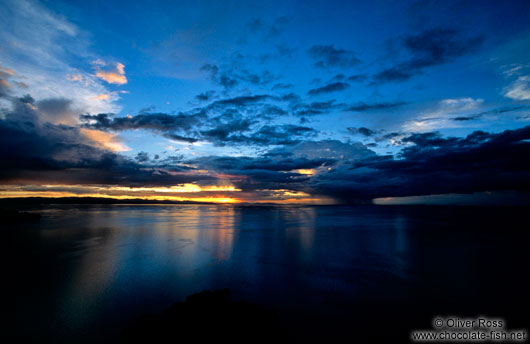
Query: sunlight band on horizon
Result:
<box><xmin>0</xmin><ymin>184</ymin><xmax>335</xmax><ymax>204</ymax></box>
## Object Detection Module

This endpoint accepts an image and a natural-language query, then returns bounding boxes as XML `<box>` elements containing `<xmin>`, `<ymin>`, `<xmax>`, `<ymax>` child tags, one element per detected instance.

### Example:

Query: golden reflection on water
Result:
<box><xmin>12</xmin><ymin>204</ymin><xmax>418</xmax><ymax>339</ymax></box>
<box><xmin>281</xmin><ymin>207</ymin><xmax>316</xmax><ymax>254</ymax></box>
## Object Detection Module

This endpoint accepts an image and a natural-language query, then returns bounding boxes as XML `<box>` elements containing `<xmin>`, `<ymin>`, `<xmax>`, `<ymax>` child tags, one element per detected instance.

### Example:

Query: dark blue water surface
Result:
<box><xmin>4</xmin><ymin>204</ymin><xmax>530</xmax><ymax>342</ymax></box>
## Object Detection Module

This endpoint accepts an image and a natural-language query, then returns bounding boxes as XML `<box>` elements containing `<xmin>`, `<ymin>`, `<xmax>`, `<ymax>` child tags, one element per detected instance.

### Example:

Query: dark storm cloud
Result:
<box><xmin>373</xmin><ymin>27</ymin><xmax>484</xmax><ymax>83</ymax></box>
<box><xmin>307</xmin><ymin>82</ymin><xmax>350</xmax><ymax>96</ymax></box>
<box><xmin>7</xmin><ymin>88</ymin><xmax>529</xmax><ymax>202</ymax></box>
<box><xmin>346</xmin><ymin>101</ymin><xmax>406</xmax><ymax>112</ymax></box>
<box><xmin>208</xmin><ymin>124</ymin><xmax>317</xmax><ymax>146</ymax></box>
<box><xmin>135</xmin><ymin>151</ymin><xmax>150</xmax><ymax>163</ymax></box>
<box><xmin>188</xmin><ymin>155</ymin><xmax>330</xmax><ymax>191</ymax></box>
<box><xmin>80</xmin><ymin>112</ymin><xmax>203</xmax><ymax>143</ymax></box>
<box><xmin>80</xmin><ymin>112</ymin><xmax>203</xmax><ymax>132</ymax></box>
<box><xmin>81</xmin><ymin>92</ymin><xmax>297</xmax><ymax>145</ymax></box>
<box><xmin>194</xmin><ymin>156</ymin><xmax>332</xmax><ymax>173</ymax></box>
<box><xmin>188</xmin><ymin>140</ymin><xmax>376</xmax><ymax>192</ymax></box>
<box><xmin>241</xmin><ymin>157</ymin><xmax>333</xmax><ymax>171</ymax></box>
<box><xmin>452</xmin><ymin>115</ymin><xmax>479</xmax><ymax>121</ymax></box>
<box><xmin>0</xmin><ymin>97</ymin><xmax>212</xmax><ymax>186</ymax></box>
<box><xmin>200</xmin><ymin>119</ymin><xmax>254</xmax><ymax>143</ymax></box>
<box><xmin>313</xmin><ymin>126</ymin><xmax>530</xmax><ymax>201</ymax></box>
<box><xmin>81</xmin><ymin>103</ymin><xmax>312</xmax><ymax>146</ymax></box>
<box><xmin>307</xmin><ymin>45</ymin><xmax>361</xmax><ymax>68</ymax></box>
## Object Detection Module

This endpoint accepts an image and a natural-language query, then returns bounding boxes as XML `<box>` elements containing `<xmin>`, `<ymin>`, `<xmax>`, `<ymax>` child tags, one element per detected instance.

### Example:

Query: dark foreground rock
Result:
<box><xmin>121</xmin><ymin>289</ymin><xmax>288</xmax><ymax>343</ymax></box>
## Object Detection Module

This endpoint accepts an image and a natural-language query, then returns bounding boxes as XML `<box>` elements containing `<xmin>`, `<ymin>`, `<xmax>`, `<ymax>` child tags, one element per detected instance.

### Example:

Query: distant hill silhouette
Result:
<box><xmin>0</xmin><ymin>197</ymin><xmax>225</xmax><ymax>205</ymax></box>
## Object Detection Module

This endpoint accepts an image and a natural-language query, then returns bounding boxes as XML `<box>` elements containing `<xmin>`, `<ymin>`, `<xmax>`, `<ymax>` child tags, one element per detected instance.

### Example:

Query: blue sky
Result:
<box><xmin>1</xmin><ymin>0</ymin><xmax>530</xmax><ymax>203</ymax></box>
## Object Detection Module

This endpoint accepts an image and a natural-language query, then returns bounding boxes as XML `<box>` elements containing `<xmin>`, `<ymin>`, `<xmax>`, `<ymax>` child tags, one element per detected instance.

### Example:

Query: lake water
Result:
<box><xmin>4</xmin><ymin>204</ymin><xmax>530</xmax><ymax>342</ymax></box>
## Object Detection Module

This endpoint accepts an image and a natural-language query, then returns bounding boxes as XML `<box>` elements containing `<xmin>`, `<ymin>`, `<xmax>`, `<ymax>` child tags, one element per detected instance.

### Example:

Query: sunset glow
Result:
<box><xmin>1</xmin><ymin>0</ymin><xmax>529</xmax><ymax>205</ymax></box>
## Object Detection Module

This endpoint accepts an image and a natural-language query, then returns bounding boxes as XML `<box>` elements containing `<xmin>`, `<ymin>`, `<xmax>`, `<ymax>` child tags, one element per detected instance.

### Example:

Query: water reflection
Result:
<box><xmin>6</xmin><ymin>204</ymin><xmax>529</xmax><ymax>342</ymax></box>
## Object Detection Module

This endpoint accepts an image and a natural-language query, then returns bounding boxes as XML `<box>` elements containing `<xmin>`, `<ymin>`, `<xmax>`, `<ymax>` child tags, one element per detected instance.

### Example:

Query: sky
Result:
<box><xmin>1</xmin><ymin>0</ymin><xmax>530</xmax><ymax>204</ymax></box>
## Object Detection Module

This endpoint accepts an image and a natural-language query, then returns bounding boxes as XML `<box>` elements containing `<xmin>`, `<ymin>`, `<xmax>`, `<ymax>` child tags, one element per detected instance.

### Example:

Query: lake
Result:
<box><xmin>4</xmin><ymin>204</ymin><xmax>530</xmax><ymax>342</ymax></box>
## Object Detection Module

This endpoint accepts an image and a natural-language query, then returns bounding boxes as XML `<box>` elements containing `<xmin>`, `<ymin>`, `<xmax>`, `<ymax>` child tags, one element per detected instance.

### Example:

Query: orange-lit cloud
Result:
<box><xmin>0</xmin><ymin>79</ymin><xmax>10</xmax><ymax>88</ymax></box>
<box><xmin>94</xmin><ymin>62</ymin><xmax>127</xmax><ymax>85</ymax></box>
<box><xmin>91</xmin><ymin>93</ymin><xmax>110</xmax><ymax>101</ymax></box>
<box><xmin>80</xmin><ymin>128</ymin><xmax>131</xmax><ymax>152</ymax></box>
<box><xmin>0</xmin><ymin>65</ymin><xmax>15</xmax><ymax>76</ymax></box>
<box><xmin>293</xmin><ymin>169</ymin><xmax>315</xmax><ymax>175</ymax></box>
<box><xmin>66</xmin><ymin>73</ymin><xmax>84</xmax><ymax>82</ymax></box>
<box><xmin>107</xmin><ymin>184</ymin><xmax>241</xmax><ymax>193</ymax></box>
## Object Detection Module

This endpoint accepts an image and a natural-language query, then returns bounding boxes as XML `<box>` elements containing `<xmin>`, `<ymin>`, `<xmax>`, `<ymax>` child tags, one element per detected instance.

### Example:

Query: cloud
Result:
<box><xmin>187</xmin><ymin>139</ymin><xmax>375</xmax><ymax>194</ymax></box>
<box><xmin>94</xmin><ymin>62</ymin><xmax>127</xmax><ymax>85</ymax></box>
<box><xmin>403</xmin><ymin>97</ymin><xmax>483</xmax><ymax>131</ymax></box>
<box><xmin>347</xmin><ymin>74</ymin><xmax>368</xmax><ymax>82</ymax></box>
<box><xmin>307</xmin><ymin>82</ymin><xmax>350</xmax><ymax>96</ymax></box>
<box><xmin>91</xmin><ymin>93</ymin><xmax>110</xmax><ymax>101</ymax></box>
<box><xmin>80</xmin><ymin>112</ymin><xmax>204</xmax><ymax>143</ymax></box>
<box><xmin>314</xmin><ymin>126</ymin><xmax>530</xmax><ymax>201</ymax></box>
<box><xmin>0</xmin><ymin>62</ymin><xmax>29</xmax><ymax>97</ymax></box>
<box><xmin>0</xmin><ymin>65</ymin><xmax>15</xmax><ymax>77</ymax></box>
<box><xmin>269</xmin><ymin>139</ymin><xmax>376</xmax><ymax>161</ymax></box>
<box><xmin>195</xmin><ymin>90</ymin><xmax>216</xmax><ymax>102</ymax></box>
<box><xmin>0</xmin><ymin>94</ymin><xmax>212</xmax><ymax>186</ymax></box>
<box><xmin>346</xmin><ymin>101</ymin><xmax>406</xmax><ymax>112</ymax></box>
<box><xmin>0</xmin><ymin>0</ymin><xmax>123</xmax><ymax>116</ymax></box>
<box><xmin>4</xmin><ymin>87</ymin><xmax>530</xmax><ymax>203</ymax></box>
<box><xmin>504</xmin><ymin>75</ymin><xmax>530</xmax><ymax>100</ymax></box>
<box><xmin>207</xmin><ymin>94</ymin><xmax>275</xmax><ymax>108</ymax></box>
<box><xmin>200</xmin><ymin>63</ymin><xmax>275</xmax><ymax>89</ymax></box>
<box><xmin>200</xmin><ymin>119</ymin><xmax>254</xmax><ymax>143</ymax></box>
<box><xmin>307</xmin><ymin>45</ymin><xmax>361</xmax><ymax>68</ymax></box>
<box><xmin>373</xmin><ymin>27</ymin><xmax>484</xmax><ymax>83</ymax></box>
<box><xmin>81</xmin><ymin>104</ymin><xmax>313</xmax><ymax>146</ymax></box>
<box><xmin>35</xmin><ymin>97</ymin><xmax>79</xmax><ymax>124</ymax></box>
<box><xmin>135</xmin><ymin>151</ymin><xmax>150</xmax><ymax>163</ymax></box>
<box><xmin>347</xmin><ymin>127</ymin><xmax>376</xmax><ymax>136</ymax></box>
<box><xmin>200</xmin><ymin>124</ymin><xmax>317</xmax><ymax>146</ymax></box>
<box><xmin>451</xmin><ymin>105</ymin><xmax>530</xmax><ymax>121</ymax></box>
<box><xmin>80</xmin><ymin>128</ymin><xmax>131</xmax><ymax>152</ymax></box>
<box><xmin>293</xmin><ymin>100</ymin><xmax>342</xmax><ymax>116</ymax></box>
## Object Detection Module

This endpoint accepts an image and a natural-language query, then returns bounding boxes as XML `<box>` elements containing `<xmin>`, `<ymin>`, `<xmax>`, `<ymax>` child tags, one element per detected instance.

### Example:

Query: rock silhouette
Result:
<box><xmin>121</xmin><ymin>289</ymin><xmax>287</xmax><ymax>343</ymax></box>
